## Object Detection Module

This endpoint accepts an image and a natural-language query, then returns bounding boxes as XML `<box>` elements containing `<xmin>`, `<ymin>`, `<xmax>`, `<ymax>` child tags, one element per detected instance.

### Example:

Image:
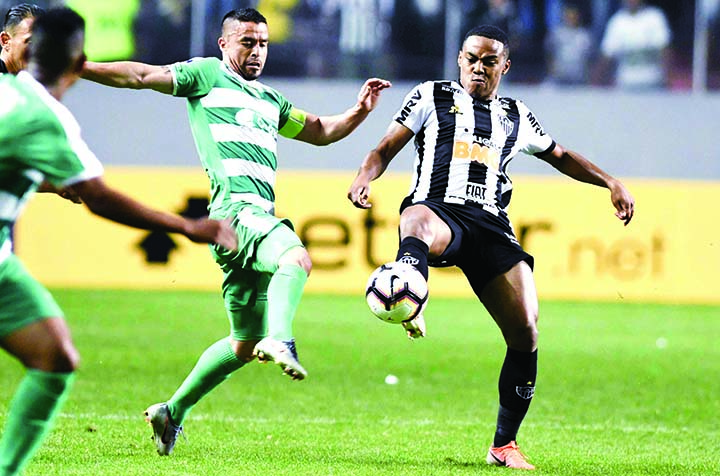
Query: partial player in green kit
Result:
<box><xmin>82</xmin><ymin>7</ymin><xmax>390</xmax><ymax>455</ymax></box>
<box><xmin>0</xmin><ymin>8</ymin><xmax>237</xmax><ymax>476</ymax></box>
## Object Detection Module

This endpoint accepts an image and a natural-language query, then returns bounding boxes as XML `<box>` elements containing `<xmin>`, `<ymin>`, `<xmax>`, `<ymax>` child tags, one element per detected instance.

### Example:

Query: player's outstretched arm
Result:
<box><xmin>82</xmin><ymin>61</ymin><xmax>174</xmax><ymax>94</ymax></box>
<box><xmin>348</xmin><ymin>122</ymin><xmax>414</xmax><ymax>209</ymax></box>
<box><xmin>538</xmin><ymin>143</ymin><xmax>635</xmax><ymax>225</ymax></box>
<box><xmin>69</xmin><ymin>177</ymin><xmax>238</xmax><ymax>249</ymax></box>
<box><xmin>293</xmin><ymin>78</ymin><xmax>391</xmax><ymax>146</ymax></box>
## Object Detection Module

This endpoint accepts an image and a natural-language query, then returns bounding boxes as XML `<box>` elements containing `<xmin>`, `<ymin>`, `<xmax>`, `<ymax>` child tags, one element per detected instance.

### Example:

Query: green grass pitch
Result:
<box><xmin>1</xmin><ymin>290</ymin><xmax>718</xmax><ymax>475</ymax></box>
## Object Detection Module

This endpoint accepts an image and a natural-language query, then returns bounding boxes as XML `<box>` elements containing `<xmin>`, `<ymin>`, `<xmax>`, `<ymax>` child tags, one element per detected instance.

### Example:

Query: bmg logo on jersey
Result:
<box><xmin>452</xmin><ymin>140</ymin><xmax>501</xmax><ymax>170</ymax></box>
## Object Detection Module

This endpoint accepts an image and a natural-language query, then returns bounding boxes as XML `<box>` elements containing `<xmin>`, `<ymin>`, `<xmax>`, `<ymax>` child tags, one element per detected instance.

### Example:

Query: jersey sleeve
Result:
<box><xmin>4</xmin><ymin>90</ymin><xmax>103</xmax><ymax>188</ymax></box>
<box><xmin>31</xmin><ymin>104</ymin><xmax>104</xmax><ymax>187</ymax></box>
<box><xmin>393</xmin><ymin>81</ymin><xmax>434</xmax><ymax>134</ymax></box>
<box><xmin>170</xmin><ymin>57</ymin><xmax>219</xmax><ymax>98</ymax></box>
<box><xmin>272</xmin><ymin>90</ymin><xmax>299</xmax><ymax>138</ymax></box>
<box><xmin>515</xmin><ymin>100</ymin><xmax>555</xmax><ymax>156</ymax></box>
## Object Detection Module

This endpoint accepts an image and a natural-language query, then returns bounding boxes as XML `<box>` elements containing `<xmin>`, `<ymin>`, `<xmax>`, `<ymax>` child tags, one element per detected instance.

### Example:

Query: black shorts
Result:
<box><xmin>400</xmin><ymin>199</ymin><xmax>534</xmax><ymax>295</ymax></box>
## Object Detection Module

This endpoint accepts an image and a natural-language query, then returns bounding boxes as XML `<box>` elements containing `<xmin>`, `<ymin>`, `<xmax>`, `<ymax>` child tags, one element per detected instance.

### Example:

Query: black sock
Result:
<box><xmin>395</xmin><ymin>236</ymin><xmax>429</xmax><ymax>280</ymax></box>
<box><xmin>493</xmin><ymin>348</ymin><xmax>538</xmax><ymax>447</ymax></box>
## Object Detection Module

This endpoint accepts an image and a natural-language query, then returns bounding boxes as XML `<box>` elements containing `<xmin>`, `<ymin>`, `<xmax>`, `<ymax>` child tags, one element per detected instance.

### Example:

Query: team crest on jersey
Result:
<box><xmin>498</xmin><ymin>115</ymin><xmax>515</xmax><ymax>136</ymax></box>
<box><xmin>448</xmin><ymin>104</ymin><xmax>462</xmax><ymax>115</ymax></box>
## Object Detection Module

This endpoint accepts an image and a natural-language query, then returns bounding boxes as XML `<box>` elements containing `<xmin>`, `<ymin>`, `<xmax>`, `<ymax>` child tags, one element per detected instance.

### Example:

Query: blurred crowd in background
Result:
<box><xmin>4</xmin><ymin>0</ymin><xmax>720</xmax><ymax>91</ymax></box>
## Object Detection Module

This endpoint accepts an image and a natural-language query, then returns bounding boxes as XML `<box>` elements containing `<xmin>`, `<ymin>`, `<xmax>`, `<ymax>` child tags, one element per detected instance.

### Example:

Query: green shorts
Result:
<box><xmin>0</xmin><ymin>254</ymin><xmax>63</xmax><ymax>338</ymax></box>
<box><xmin>210</xmin><ymin>204</ymin><xmax>304</xmax><ymax>341</ymax></box>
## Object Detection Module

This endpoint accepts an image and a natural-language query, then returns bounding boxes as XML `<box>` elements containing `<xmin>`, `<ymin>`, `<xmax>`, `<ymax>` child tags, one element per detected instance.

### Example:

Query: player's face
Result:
<box><xmin>0</xmin><ymin>17</ymin><xmax>34</xmax><ymax>73</ymax></box>
<box><xmin>219</xmin><ymin>20</ymin><xmax>269</xmax><ymax>80</ymax></box>
<box><xmin>457</xmin><ymin>35</ymin><xmax>510</xmax><ymax>101</ymax></box>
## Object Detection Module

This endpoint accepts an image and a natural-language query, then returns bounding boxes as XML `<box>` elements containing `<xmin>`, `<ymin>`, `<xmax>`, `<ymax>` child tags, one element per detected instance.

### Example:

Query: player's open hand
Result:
<box><xmin>610</xmin><ymin>181</ymin><xmax>635</xmax><ymax>225</ymax></box>
<box><xmin>348</xmin><ymin>176</ymin><xmax>373</xmax><ymax>209</ymax></box>
<box><xmin>186</xmin><ymin>218</ymin><xmax>238</xmax><ymax>250</ymax></box>
<box><xmin>356</xmin><ymin>78</ymin><xmax>392</xmax><ymax>113</ymax></box>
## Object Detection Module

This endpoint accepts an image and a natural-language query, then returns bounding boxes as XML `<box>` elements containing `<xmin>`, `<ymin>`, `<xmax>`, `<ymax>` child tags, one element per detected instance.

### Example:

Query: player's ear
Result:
<box><xmin>217</xmin><ymin>36</ymin><xmax>225</xmax><ymax>51</ymax></box>
<box><xmin>502</xmin><ymin>58</ymin><xmax>511</xmax><ymax>75</ymax></box>
<box><xmin>72</xmin><ymin>52</ymin><xmax>87</xmax><ymax>75</ymax></box>
<box><xmin>457</xmin><ymin>49</ymin><xmax>463</xmax><ymax>68</ymax></box>
<box><xmin>0</xmin><ymin>31</ymin><xmax>10</xmax><ymax>49</ymax></box>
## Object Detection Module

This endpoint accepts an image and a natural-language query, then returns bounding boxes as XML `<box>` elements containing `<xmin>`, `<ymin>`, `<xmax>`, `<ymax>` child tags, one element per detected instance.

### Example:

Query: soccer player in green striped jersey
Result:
<box><xmin>82</xmin><ymin>7</ymin><xmax>390</xmax><ymax>455</ymax></box>
<box><xmin>0</xmin><ymin>8</ymin><xmax>238</xmax><ymax>475</ymax></box>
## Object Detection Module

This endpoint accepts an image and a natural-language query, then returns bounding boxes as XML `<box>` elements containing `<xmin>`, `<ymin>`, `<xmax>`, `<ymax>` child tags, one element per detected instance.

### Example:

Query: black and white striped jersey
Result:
<box><xmin>394</xmin><ymin>80</ymin><xmax>555</xmax><ymax>222</ymax></box>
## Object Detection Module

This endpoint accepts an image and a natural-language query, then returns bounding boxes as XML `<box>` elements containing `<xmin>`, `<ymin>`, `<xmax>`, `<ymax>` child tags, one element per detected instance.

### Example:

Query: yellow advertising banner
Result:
<box><xmin>15</xmin><ymin>168</ymin><xmax>719</xmax><ymax>304</ymax></box>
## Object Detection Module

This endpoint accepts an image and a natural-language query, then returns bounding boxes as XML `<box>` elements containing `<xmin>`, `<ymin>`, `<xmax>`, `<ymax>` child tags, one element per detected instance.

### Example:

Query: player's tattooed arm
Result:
<box><xmin>82</xmin><ymin>61</ymin><xmax>174</xmax><ymax>94</ymax></box>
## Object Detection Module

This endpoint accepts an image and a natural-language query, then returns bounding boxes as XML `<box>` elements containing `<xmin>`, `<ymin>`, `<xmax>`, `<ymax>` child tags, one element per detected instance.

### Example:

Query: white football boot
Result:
<box><xmin>144</xmin><ymin>402</ymin><xmax>184</xmax><ymax>456</ymax></box>
<box><xmin>254</xmin><ymin>337</ymin><xmax>308</xmax><ymax>380</ymax></box>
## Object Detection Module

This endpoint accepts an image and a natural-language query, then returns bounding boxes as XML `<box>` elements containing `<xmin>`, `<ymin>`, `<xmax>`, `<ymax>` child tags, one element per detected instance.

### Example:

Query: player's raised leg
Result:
<box><xmin>393</xmin><ymin>204</ymin><xmax>453</xmax><ymax>339</ymax></box>
<box><xmin>253</xmin><ymin>228</ymin><xmax>310</xmax><ymax>380</ymax></box>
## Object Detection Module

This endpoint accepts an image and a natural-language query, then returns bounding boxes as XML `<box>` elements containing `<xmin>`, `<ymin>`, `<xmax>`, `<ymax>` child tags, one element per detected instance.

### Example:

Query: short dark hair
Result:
<box><xmin>3</xmin><ymin>3</ymin><xmax>44</xmax><ymax>31</ymax></box>
<box><xmin>463</xmin><ymin>25</ymin><xmax>510</xmax><ymax>55</ymax></box>
<box><xmin>221</xmin><ymin>8</ymin><xmax>267</xmax><ymax>28</ymax></box>
<box><xmin>28</xmin><ymin>7</ymin><xmax>84</xmax><ymax>80</ymax></box>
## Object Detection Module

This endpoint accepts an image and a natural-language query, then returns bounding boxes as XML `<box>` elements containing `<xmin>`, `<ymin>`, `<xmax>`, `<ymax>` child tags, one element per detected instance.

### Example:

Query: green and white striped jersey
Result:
<box><xmin>170</xmin><ymin>57</ymin><xmax>304</xmax><ymax>217</ymax></box>
<box><xmin>0</xmin><ymin>71</ymin><xmax>103</xmax><ymax>262</ymax></box>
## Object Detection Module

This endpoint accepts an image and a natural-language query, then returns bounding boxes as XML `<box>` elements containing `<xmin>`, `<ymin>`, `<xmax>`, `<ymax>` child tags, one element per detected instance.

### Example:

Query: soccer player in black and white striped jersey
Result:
<box><xmin>348</xmin><ymin>25</ymin><xmax>635</xmax><ymax>470</ymax></box>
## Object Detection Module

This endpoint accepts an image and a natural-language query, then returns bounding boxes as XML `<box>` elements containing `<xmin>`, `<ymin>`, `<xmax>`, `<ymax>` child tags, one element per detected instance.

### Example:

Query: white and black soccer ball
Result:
<box><xmin>365</xmin><ymin>261</ymin><xmax>428</xmax><ymax>324</ymax></box>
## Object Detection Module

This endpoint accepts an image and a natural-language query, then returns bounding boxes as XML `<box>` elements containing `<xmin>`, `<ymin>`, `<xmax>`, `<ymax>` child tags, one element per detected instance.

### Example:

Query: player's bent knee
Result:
<box><xmin>59</xmin><ymin>346</ymin><xmax>80</xmax><ymax>373</ymax></box>
<box><xmin>30</xmin><ymin>343</ymin><xmax>80</xmax><ymax>373</ymax></box>
<box><xmin>400</xmin><ymin>208</ymin><xmax>434</xmax><ymax>238</ymax></box>
<box><xmin>231</xmin><ymin>339</ymin><xmax>260</xmax><ymax>362</ymax></box>
<box><xmin>278</xmin><ymin>246</ymin><xmax>312</xmax><ymax>276</ymax></box>
<box><xmin>51</xmin><ymin>339</ymin><xmax>80</xmax><ymax>372</ymax></box>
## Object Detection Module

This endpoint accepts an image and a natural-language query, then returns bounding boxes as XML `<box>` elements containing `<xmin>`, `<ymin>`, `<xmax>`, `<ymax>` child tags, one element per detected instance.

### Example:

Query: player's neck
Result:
<box><xmin>27</xmin><ymin>64</ymin><xmax>71</xmax><ymax>100</ymax></box>
<box><xmin>0</xmin><ymin>54</ymin><xmax>18</xmax><ymax>74</ymax></box>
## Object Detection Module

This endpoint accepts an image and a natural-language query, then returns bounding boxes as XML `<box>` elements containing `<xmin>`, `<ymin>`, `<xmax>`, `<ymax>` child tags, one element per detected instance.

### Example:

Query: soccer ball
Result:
<box><xmin>365</xmin><ymin>262</ymin><xmax>428</xmax><ymax>324</ymax></box>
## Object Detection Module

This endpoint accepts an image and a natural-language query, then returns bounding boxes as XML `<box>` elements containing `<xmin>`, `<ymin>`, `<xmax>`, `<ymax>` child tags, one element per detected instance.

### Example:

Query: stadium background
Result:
<box><xmin>9</xmin><ymin>0</ymin><xmax>720</xmax><ymax>304</ymax></box>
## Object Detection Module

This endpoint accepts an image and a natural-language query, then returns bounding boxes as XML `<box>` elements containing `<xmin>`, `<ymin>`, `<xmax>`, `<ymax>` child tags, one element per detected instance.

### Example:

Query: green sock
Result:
<box><xmin>167</xmin><ymin>338</ymin><xmax>244</xmax><ymax>425</ymax></box>
<box><xmin>266</xmin><ymin>264</ymin><xmax>307</xmax><ymax>341</ymax></box>
<box><xmin>0</xmin><ymin>370</ymin><xmax>74</xmax><ymax>476</ymax></box>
